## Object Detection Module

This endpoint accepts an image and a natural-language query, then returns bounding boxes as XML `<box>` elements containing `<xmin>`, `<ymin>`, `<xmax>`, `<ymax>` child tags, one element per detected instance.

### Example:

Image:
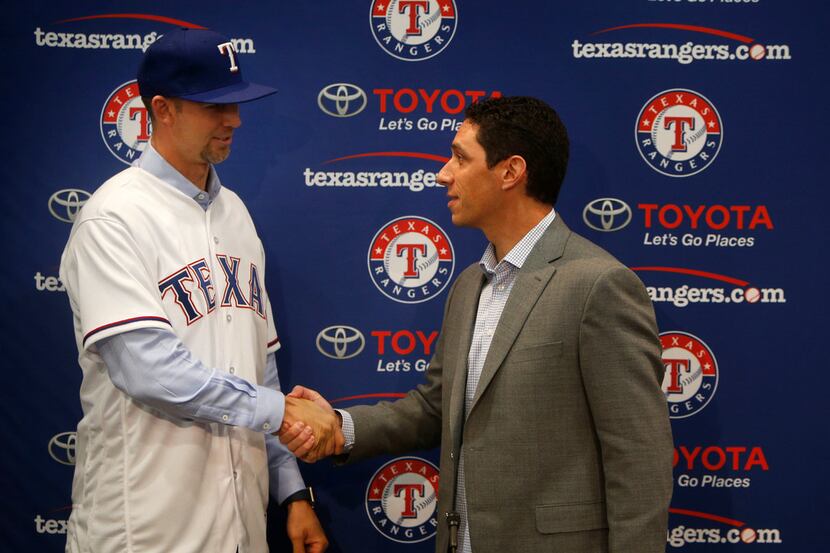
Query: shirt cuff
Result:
<box><xmin>253</xmin><ymin>385</ymin><xmax>284</xmax><ymax>434</ymax></box>
<box><xmin>265</xmin><ymin>434</ymin><xmax>306</xmax><ymax>503</ymax></box>
<box><xmin>336</xmin><ymin>408</ymin><xmax>355</xmax><ymax>452</ymax></box>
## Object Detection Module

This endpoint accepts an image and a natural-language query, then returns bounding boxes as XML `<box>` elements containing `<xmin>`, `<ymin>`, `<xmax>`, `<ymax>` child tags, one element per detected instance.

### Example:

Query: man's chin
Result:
<box><xmin>203</xmin><ymin>147</ymin><xmax>231</xmax><ymax>165</ymax></box>
<box><xmin>450</xmin><ymin>212</ymin><xmax>472</xmax><ymax>228</ymax></box>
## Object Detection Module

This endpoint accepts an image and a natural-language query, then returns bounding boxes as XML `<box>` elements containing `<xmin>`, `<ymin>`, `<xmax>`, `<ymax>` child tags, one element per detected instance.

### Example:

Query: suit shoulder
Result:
<box><xmin>563</xmin><ymin>227</ymin><xmax>623</xmax><ymax>267</ymax></box>
<box><xmin>557</xmin><ymin>230</ymin><xmax>649</xmax><ymax>294</ymax></box>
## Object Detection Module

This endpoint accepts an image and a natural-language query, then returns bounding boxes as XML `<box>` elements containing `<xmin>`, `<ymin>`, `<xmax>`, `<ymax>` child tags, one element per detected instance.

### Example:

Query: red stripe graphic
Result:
<box><xmin>55</xmin><ymin>14</ymin><xmax>207</xmax><ymax>29</ymax></box>
<box><xmin>324</xmin><ymin>152</ymin><xmax>450</xmax><ymax>164</ymax></box>
<box><xmin>591</xmin><ymin>23</ymin><xmax>754</xmax><ymax>44</ymax></box>
<box><xmin>83</xmin><ymin>316</ymin><xmax>171</xmax><ymax>346</ymax></box>
<box><xmin>331</xmin><ymin>393</ymin><xmax>408</xmax><ymax>404</ymax></box>
<box><xmin>670</xmin><ymin>508</ymin><xmax>746</xmax><ymax>527</ymax></box>
<box><xmin>630</xmin><ymin>266</ymin><xmax>749</xmax><ymax>287</ymax></box>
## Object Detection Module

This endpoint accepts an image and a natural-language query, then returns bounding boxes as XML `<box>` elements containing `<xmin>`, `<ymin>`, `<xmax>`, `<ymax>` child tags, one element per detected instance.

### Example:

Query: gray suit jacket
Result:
<box><xmin>345</xmin><ymin>216</ymin><xmax>673</xmax><ymax>553</ymax></box>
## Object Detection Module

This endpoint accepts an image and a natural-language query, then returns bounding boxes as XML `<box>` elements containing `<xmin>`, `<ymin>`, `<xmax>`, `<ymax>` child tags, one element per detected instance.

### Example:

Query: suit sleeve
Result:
<box><xmin>341</xmin><ymin>278</ymin><xmax>462</xmax><ymax>462</ymax></box>
<box><xmin>578</xmin><ymin>265</ymin><xmax>674</xmax><ymax>553</ymax></box>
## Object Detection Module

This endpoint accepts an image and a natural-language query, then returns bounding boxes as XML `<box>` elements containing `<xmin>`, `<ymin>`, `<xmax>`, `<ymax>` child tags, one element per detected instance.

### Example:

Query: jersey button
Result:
<box><xmin>229</xmin><ymin>366</ymin><xmax>235</xmax><ymax>374</ymax></box>
<box><xmin>262</xmin><ymin>422</ymin><xmax>271</xmax><ymax>431</ymax></box>
<box><xmin>226</xmin><ymin>314</ymin><xmax>232</xmax><ymax>322</ymax></box>
<box><xmin>214</xmin><ymin>236</ymin><xmax>219</xmax><ymax>244</ymax></box>
<box><xmin>222</xmin><ymin>414</ymin><xmax>229</xmax><ymax>422</ymax></box>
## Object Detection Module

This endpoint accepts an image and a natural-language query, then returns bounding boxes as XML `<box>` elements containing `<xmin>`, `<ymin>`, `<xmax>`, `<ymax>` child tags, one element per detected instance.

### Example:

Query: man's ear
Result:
<box><xmin>500</xmin><ymin>155</ymin><xmax>528</xmax><ymax>191</ymax></box>
<box><xmin>151</xmin><ymin>95</ymin><xmax>176</xmax><ymax>127</ymax></box>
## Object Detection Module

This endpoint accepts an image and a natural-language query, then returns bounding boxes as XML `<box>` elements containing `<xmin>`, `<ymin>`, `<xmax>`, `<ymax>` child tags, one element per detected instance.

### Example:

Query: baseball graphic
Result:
<box><xmin>649</xmin><ymin>105</ymin><xmax>706</xmax><ymax>161</ymax></box>
<box><xmin>100</xmin><ymin>80</ymin><xmax>152</xmax><ymax>164</ymax></box>
<box><xmin>383</xmin><ymin>232</ymin><xmax>440</xmax><ymax>286</ymax></box>
<box><xmin>741</xmin><ymin>527</ymin><xmax>758</xmax><ymax>543</ymax></box>
<box><xmin>636</xmin><ymin>89</ymin><xmax>723</xmax><ymax>177</ymax></box>
<box><xmin>366</xmin><ymin>457</ymin><xmax>440</xmax><ymax>543</ymax></box>
<box><xmin>371</xmin><ymin>0</ymin><xmax>457</xmax><ymax>61</ymax></box>
<box><xmin>386</xmin><ymin>0</ymin><xmax>443</xmax><ymax>45</ymax></box>
<box><xmin>750</xmin><ymin>44</ymin><xmax>766</xmax><ymax>60</ymax></box>
<box><xmin>660</xmin><ymin>331</ymin><xmax>719</xmax><ymax>419</ymax></box>
<box><xmin>380</xmin><ymin>473</ymin><xmax>437</xmax><ymax>526</ymax></box>
<box><xmin>368</xmin><ymin>216</ymin><xmax>455</xmax><ymax>304</ymax></box>
<box><xmin>744</xmin><ymin>287</ymin><xmax>761</xmax><ymax>303</ymax></box>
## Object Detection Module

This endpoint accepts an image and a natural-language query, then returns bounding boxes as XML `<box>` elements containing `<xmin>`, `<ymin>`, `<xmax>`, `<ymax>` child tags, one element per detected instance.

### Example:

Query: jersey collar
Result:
<box><xmin>134</xmin><ymin>142</ymin><xmax>222</xmax><ymax>210</ymax></box>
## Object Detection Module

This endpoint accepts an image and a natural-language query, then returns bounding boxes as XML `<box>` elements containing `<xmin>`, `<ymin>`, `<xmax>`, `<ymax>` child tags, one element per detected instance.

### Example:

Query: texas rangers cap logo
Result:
<box><xmin>101</xmin><ymin>80</ymin><xmax>151</xmax><ymax>165</ymax></box>
<box><xmin>660</xmin><ymin>331</ymin><xmax>719</xmax><ymax>419</ymax></box>
<box><xmin>370</xmin><ymin>0</ymin><xmax>458</xmax><ymax>61</ymax></box>
<box><xmin>365</xmin><ymin>457</ymin><xmax>440</xmax><ymax>543</ymax></box>
<box><xmin>635</xmin><ymin>89</ymin><xmax>722</xmax><ymax>177</ymax></box>
<box><xmin>368</xmin><ymin>216</ymin><xmax>454</xmax><ymax>304</ymax></box>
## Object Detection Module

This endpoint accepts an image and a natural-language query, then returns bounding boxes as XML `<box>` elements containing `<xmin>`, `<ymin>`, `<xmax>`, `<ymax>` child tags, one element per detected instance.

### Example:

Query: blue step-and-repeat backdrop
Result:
<box><xmin>2</xmin><ymin>1</ymin><xmax>826</xmax><ymax>551</ymax></box>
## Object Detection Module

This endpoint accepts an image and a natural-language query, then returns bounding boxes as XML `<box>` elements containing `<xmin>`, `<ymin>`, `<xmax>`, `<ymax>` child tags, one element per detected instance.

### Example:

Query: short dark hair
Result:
<box><xmin>464</xmin><ymin>96</ymin><xmax>569</xmax><ymax>206</ymax></box>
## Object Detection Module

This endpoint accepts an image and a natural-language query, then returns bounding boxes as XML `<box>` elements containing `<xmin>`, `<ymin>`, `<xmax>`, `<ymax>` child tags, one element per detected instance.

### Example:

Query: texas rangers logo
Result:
<box><xmin>368</xmin><ymin>216</ymin><xmax>454</xmax><ymax>304</ymax></box>
<box><xmin>101</xmin><ymin>80</ymin><xmax>151</xmax><ymax>165</ymax></box>
<box><xmin>636</xmin><ymin>89</ymin><xmax>722</xmax><ymax>177</ymax></box>
<box><xmin>660</xmin><ymin>331</ymin><xmax>719</xmax><ymax>419</ymax></box>
<box><xmin>370</xmin><ymin>0</ymin><xmax>457</xmax><ymax>62</ymax></box>
<box><xmin>366</xmin><ymin>457</ymin><xmax>440</xmax><ymax>543</ymax></box>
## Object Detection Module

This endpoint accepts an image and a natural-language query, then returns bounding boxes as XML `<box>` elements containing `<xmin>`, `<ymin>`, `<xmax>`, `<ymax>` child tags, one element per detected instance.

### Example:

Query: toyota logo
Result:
<box><xmin>316</xmin><ymin>325</ymin><xmax>365</xmax><ymax>359</ymax></box>
<box><xmin>48</xmin><ymin>432</ymin><xmax>77</xmax><ymax>466</ymax></box>
<box><xmin>318</xmin><ymin>83</ymin><xmax>367</xmax><ymax>118</ymax></box>
<box><xmin>583</xmin><ymin>198</ymin><xmax>632</xmax><ymax>232</ymax></box>
<box><xmin>49</xmin><ymin>189</ymin><xmax>91</xmax><ymax>223</ymax></box>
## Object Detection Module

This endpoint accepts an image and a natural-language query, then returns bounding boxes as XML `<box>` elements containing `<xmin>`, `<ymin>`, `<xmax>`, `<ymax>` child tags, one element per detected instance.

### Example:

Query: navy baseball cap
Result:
<box><xmin>137</xmin><ymin>28</ymin><xmax>276</xmax><ymax>104</ymax></box>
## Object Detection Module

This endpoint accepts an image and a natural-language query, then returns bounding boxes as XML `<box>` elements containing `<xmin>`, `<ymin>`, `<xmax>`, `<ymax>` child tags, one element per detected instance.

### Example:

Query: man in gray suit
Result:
<box><xmin>282</xmin><ymin>96</ymin><xmax>673</xmax><ymax>553</ymax></box>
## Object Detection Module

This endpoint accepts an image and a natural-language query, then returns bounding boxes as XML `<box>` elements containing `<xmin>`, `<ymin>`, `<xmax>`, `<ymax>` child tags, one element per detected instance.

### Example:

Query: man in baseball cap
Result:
<box><xmin>61</xmin><ymin>28</ymin><xmax>336</xmax><ymax>553</ymax></box>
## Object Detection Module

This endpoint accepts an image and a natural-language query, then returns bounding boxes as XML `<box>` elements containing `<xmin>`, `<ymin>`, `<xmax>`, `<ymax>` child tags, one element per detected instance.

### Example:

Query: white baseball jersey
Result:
<box><xmin>60</xmin><ymin>164</ymin><xmax>280</xmax><ymax>553</ymax></box>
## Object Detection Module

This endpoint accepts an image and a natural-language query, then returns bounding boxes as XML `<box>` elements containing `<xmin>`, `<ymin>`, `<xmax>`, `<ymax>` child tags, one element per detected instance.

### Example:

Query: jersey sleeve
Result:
<box><xmin>60</xmin><ymin>218</ymin><xmax>171</xmax><ymax>350</ymax></box>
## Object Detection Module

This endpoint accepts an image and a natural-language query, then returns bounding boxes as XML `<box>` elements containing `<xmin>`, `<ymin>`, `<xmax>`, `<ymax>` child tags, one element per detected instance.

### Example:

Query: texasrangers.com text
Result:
<box><xmin>304</xmin><ymin>169</ymin><xmax>439</xmax><ymax>192</ymax></box>
<box><xmin>667</xmin><ymin>525</ymin><xmax>782</xmax><ymax>547</ymax></box>
<box><xmin>572</xmin><ymin>39</ymin><xmax>791</xmax><ymax>64</ymax></box>
<box><xmin>647</xmin><ymin>284</ymin><xmax>785</xmax><ymax>307</ymax></box>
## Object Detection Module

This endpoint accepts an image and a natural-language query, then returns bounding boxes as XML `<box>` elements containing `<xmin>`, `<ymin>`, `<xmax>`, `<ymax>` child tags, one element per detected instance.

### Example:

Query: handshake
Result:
<box><xmin>277</xmin><ymin>386</ymin><xmax>344</xmax><ymax>462</ymax></box>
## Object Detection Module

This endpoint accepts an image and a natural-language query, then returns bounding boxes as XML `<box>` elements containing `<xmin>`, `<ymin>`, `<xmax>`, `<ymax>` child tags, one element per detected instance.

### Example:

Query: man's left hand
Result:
<box><xmin>286</xmin><ymin>500</ymin><xmax>328</xmax><ymax>553</ymax></box>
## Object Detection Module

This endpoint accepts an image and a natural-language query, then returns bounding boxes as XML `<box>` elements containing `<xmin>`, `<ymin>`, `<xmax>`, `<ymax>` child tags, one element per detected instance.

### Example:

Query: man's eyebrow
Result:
<box><xmin>450</xmin><ymin>142</ymin><xmax>466</xmax><ymax>155</ymax></box>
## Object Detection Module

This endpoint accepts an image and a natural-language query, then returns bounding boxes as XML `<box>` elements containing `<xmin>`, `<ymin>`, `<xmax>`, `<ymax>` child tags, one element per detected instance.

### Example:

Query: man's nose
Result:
<box><xmin>224</xmin><ymin>104</ymin><xmax>241</xmax><ymax>128</ymax></box>
<box><xmin>436</xmin><ymin>160</ymin><xmax>452</xmax><ymax>187</ymax></box>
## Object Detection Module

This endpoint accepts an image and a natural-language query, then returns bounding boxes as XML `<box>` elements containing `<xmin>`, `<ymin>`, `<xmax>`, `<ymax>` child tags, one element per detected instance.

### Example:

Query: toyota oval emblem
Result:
<box><xmin>48</xmin><ymin>432</ymin><xmax>77</xmax><ymax>466</ymax></box>
<box><xmin>316</xmin><ymin>325</ymin><xmax>366</xmax><ymax>359</ymax></box>
<box><xmin>583</xmin><ymin>198</ymin><xmax>632</xmax><ymax>232</ymax></box>
<box><xmin>318</xmin><ymin>83</ymin><xmax>367</xmax><ymax>118</ymax></box>
<box><xmin>49</xmin><ymin>189</ymin><xmax>91</xmax><ymax>223</ymax></box>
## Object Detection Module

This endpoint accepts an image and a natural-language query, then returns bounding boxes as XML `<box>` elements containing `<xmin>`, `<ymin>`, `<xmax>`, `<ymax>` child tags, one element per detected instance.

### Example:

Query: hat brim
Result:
<box><xmin>181</xmin><ymin>81</ymin><xmax>278</xmax><ymax>104</ymax></box>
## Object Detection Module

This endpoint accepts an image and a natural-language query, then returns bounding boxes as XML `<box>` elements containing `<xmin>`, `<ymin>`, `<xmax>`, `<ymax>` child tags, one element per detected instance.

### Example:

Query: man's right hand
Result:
<box><xmin>279</xmin><ymin>388</ymin><xmax>344</xmax><ymax>462</ymax></box>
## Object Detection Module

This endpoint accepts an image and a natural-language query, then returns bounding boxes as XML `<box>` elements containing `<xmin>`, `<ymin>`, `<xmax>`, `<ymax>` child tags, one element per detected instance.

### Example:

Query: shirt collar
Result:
<box><xmin>134</xmin><ymin>142</ymin><xmax>222</xmax><ymax>210</ymax></box>
<box><xmin>479</xmin><ymin>208</ymin><xmax>557</xmax><ymax>276</ymax></box>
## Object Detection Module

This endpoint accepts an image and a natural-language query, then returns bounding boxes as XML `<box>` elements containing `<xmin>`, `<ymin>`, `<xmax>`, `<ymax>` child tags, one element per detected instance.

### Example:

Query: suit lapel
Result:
<box><xmin>448</xmin><ymin>269</ymin><xmax>485</xmax><ymax>447</ymax></box>
<box><xmin>468</xmin><ymin>216</ymin><xmax>571</xmax><ymax>415</ymax></box>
